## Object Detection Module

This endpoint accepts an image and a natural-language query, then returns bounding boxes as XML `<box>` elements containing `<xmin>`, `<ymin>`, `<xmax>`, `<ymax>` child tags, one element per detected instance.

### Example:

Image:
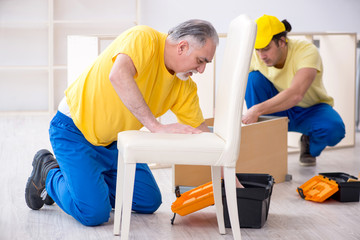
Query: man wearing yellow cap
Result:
<box><xmin>242</xmin><ymin>14</ymin><xmax>345</xmax><ymax>166</ymax></box>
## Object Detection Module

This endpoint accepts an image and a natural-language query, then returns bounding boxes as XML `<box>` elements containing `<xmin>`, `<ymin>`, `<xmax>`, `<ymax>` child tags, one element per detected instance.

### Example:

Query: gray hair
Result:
<box><xmin>167</xmin><ymin>19</ymin><xmax>219</xmax><ymax>48</ymax></box>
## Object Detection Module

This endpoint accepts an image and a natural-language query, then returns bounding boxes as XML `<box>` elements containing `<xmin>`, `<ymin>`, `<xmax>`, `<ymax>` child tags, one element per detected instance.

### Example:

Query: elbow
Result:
<box><xmin>109</xmin><ymin>70</ymin><xmax>123</xmax><ymax>90</ymax></box>
<box><xmin>292</xmin><ymin>94</ymin><xmax>304</xmax><ymax>106</ymax></box>
<box><xmin>109</xmin><ymin>71</ymin><xmax>117</xmax><ymax>85</ymax></box>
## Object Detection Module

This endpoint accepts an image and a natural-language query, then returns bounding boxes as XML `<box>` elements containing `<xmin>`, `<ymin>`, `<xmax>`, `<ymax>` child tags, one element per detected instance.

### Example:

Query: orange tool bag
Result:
<box><xmin>297</xmin><ymin>175</ymin><xmax>339</xmax><ymax>202</ymax></box>
<box><xmin>171</xmin><ymin>181</ymin><xmax>214</xmax><ymax>224</ymax></box>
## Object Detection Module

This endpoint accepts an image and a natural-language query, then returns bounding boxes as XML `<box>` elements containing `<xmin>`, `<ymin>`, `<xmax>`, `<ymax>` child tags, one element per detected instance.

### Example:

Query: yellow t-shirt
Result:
<box><xmin>65</xmin><ymin>25</ymin><xmax>204</xmax><ymax>146</ymax></box>
<box><xmin>249</xmin><ymin>38</ymin><xmax>334</xmax><ymax>108</ymax></box>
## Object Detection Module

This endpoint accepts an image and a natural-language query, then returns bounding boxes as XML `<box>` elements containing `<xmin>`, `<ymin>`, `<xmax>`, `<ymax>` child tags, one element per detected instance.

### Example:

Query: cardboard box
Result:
<box><xmin>174</xmin><ymin>117</ymin><xmax>288</xmax><ymax>187</ymax></box>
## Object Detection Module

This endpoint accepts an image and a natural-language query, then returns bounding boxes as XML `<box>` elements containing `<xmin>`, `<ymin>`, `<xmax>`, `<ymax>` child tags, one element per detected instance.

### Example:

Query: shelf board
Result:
<box><xmin>54</xmin><ymin>65</ymin><xmax>67</xmax><ymax>70</ymax></box>
<box><xmin>0</xmin><ymin>21</ymin><xmax>48</xmax><ymax>29</ymax></box>
<box><xmin>0</xmin><ymin>66</ymin><xmax>48</xmax><ymax>70</ymax></box>
<box><xmin>53</xmin><ymin>20</ymin><xmax>136</xmax><ymax>25</ymax></box>
<box><xmin>0</xmin><ymin>111</ymin><xmax>52</xmax><ymax>116</ymax></box>
<box><xmin>0</xmin><ymin>20</ymin><xmax>136</xmax><ymax>28</ymax></box>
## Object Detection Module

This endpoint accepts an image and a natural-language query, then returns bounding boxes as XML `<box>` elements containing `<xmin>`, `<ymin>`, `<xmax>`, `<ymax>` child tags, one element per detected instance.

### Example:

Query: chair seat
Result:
<box><xmin>117</xmin><ymin>130</ymin><xmax>225</xmax><ymax>166</ymax></box>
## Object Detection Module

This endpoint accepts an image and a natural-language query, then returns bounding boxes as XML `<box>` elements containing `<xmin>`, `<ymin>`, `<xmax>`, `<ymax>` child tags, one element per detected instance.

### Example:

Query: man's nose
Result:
<box><xmin>257</xmin><ymin>50</ymin><xmax>265</xmax><ymax>58</ymax></box>
<box><xmin>197</xmin><ymin>63</ymin><xmax>206</xmax><ymax>73</ymax></box>
<box><xmin>259</xmin><ymin>49</ymin><xmax>269</xmax><ymax>58</ymax></box>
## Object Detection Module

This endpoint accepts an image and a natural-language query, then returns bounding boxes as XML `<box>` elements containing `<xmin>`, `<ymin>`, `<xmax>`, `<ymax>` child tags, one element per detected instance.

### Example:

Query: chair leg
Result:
<box><xmin>113</xmin><ymin>153</ymin><xmax>125</xmax><ymax>235</ymax></box>
<box><xmin>224</xmin><ymin>167</ymin><xmax>242</xmax><ymax>240</ymax></box>
<box><xmin>120</xmin><ymin>163</ymin><xmax>136</xmax><ymax>240</ymax></box>
<box><xmin>211</xmin><ymin>166</ymin><xmax>226</xmax><ymax>234</ymax></box>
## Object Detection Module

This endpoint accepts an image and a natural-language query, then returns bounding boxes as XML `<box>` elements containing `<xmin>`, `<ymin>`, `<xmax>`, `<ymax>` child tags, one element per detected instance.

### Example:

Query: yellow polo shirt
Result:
<box><xmin>65</xmin><ymin>25</ymin><xmax>204</xmax><ymax>146</ymax></box>
<box><xmin>250</xmin><ymin>38</ymin><xmax>334</xmax><ymax>108</ymax></box>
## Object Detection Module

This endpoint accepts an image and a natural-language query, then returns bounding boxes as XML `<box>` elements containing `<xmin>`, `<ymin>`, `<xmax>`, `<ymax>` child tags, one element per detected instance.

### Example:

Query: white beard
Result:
<box><xmin>176</xmin><ymin>70</ymin><xmax>198</xmax><ymax>81</ymax></box>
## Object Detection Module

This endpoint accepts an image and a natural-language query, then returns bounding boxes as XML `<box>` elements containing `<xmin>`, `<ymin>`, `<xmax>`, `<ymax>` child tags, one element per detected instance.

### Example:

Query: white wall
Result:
<box><xmin>138</xmin><ymin>0</ymin><xmax>360</xmax><ymax>34</ymax></box>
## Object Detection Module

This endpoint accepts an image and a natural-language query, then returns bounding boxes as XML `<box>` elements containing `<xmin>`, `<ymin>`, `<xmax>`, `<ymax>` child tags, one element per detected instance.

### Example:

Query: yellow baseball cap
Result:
<box><xmin>255</xmin><ymin>15</ymin><xmax>285</xmax><ymax>49</ymax></box>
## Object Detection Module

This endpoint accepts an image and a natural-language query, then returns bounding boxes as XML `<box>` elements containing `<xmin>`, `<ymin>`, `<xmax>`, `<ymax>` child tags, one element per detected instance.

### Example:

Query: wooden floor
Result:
<box><xmin>1</xmin><ymin>114</ymin><xmax>360</xmax><ymax>240</ymax></box>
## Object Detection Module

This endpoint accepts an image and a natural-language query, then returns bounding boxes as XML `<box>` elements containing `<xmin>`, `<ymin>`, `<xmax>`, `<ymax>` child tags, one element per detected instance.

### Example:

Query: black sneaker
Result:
<box><xmin>25</xmin><ymin>149</ymin><xmax>59</xmax><ymax>210</ymax></box>
<box><xmin>44</xmin><ymin>195</ymin><xmax>55</xmax><ymax>205</ymax></box>
<box><xmin>299</xmin><ymin>134</ymin><xmax>316</xmax><ymax>166</ymax></box>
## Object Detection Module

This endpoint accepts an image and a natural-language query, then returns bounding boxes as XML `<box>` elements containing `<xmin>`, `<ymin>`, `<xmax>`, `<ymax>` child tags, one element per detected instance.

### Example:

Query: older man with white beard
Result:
<box><xmin>25</xmin><ymin>19</ymin><xmax>219</xmax><ymax>226</ymax></box>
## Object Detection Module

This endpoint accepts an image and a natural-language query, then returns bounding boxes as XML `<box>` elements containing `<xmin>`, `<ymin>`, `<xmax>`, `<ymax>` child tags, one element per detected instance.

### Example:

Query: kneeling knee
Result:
<box><xmin>248</xmin><ymin>71</ymin><xmax>264</xmax><ymax>87</ymax></box>
<box><xmin>146</xmin><ymin>194</ymin><xmax>162</xmax><ymax>213</ymax></box>
<box><xmin>328</xmin><ymin>128</ymin><xmax>346</xmax><ymax>146</ymax></box>
<box><xmin>77</xmin><ymin>205</ymin><xmax>111</xmax><ymax>226</ymax></box>
<box><xmin>133</xmin><ymin>191</ymin><xmax>162</xmax><ymax>214</ymax></box>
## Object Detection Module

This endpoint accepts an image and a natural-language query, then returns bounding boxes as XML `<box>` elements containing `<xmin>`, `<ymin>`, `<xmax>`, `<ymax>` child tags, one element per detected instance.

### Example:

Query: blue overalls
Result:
<box><xmin>245</xmin><ymin>71</ymin><xmax>345</xmax><ymax>157</ymax></box>
<box><xmin>46</xmin><ymin>111</ymin><xmax>162</xmax><ymax>226</ymax></box>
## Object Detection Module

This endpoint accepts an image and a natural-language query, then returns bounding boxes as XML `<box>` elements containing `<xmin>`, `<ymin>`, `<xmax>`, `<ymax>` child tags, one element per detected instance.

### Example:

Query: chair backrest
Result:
<box><xmin>213</xmin><ymin>15</ymin><xmax>256</xmax><ymax>167</ymax></box>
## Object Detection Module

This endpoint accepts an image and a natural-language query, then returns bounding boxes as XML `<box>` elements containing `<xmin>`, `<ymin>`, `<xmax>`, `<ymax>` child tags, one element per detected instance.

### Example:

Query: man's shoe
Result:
<box><xmin>299</xmin><ymin>134</ymin><xmax>316</xmax><ymax>166</ymax></box>
<box><xmin>44</xmin><ymin>195</ymin><xmax>55</xmax><ymax>205</ymax></box>
<box><xmin>25</xmin><ymin>149</ymin><xmax>59</xmax><ymax>210</ymax></box>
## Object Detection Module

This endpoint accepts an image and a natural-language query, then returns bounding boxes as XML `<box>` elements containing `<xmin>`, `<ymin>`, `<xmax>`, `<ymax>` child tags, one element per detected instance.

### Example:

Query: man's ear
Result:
<box><xmin>280</xmin><ymin>36</ymin><xmax>287</xmax><ymax>47</ymax></box>
<box><xmin>177</xmin><ymin>40</ymin><xmax>189</xmax><ymax>55</ymax></box>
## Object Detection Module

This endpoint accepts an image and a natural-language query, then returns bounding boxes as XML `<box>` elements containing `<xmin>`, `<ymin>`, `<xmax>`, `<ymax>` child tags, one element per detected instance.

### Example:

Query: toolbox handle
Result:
<box><xmin>171</xmin><ymin>186</ymin><xmax>181</xmax><ymax>225</ymax></box>
<box><xmin>175</xmin><ymin>186</ymin><xmax>181</xmax><ymax>198</ymax></box>
<box><xmin>297</xmin><ymin>187</ymin><xmax>305</xmax><ymax>199</ymax></box>
<box><xmin>170</xmin><ymin>213</ymin><xmax>176</xmax><ymax>225</ymax></box>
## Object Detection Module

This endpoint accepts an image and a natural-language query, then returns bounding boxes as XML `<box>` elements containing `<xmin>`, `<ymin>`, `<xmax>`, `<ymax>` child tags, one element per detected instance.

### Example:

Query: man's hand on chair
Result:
<box><xmin>152</xmin><ymin>123</ymin><xmax>202</xmax><ymax>134</ymax></box>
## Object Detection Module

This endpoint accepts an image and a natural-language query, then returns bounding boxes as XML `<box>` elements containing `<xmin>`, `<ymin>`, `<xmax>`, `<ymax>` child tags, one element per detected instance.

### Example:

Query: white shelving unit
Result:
<box><xmin>0</xmin><ymin>0</ymin><xmax>137</xmax><ymax>114</ymax></box>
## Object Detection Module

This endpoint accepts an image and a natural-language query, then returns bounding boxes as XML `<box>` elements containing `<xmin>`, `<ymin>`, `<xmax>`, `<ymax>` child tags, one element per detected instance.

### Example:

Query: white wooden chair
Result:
<box><xmin>113</xmin><ymin>14</ymin><xmax>256</xmax><ymax>240</ymax></box>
